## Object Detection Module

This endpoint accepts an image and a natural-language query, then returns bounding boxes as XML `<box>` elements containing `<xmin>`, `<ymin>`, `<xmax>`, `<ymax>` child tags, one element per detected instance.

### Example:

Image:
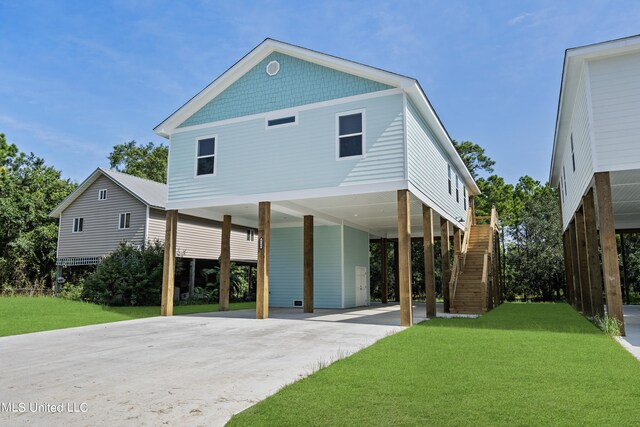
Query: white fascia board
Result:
<box><xmin>405</xmin><ymin>84</ymin><xmax>480</xmax><ymax>195</ymax></box>
<box><xmin>166</xmin><ymin>179</ymin><xmax>408</xmax><ymax>211</ymax></box>
<box><xmin>154</xmin><ymin>38</ymin><xmax>414</xmax><ymax>138</ymax></box>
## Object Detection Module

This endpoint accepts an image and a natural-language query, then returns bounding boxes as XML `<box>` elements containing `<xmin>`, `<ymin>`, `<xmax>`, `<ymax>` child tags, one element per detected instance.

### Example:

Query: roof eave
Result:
<box><xmin>153</xmin><ymin>38</ymin><xmax>415</xmax><ymax>138</ymax></box>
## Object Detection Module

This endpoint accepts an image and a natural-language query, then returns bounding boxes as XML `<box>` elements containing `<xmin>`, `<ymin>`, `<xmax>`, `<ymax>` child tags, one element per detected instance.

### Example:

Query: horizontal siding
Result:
<box><xmin>559</xmin><ymin>69</ymin><xmax>595</xmax><ymax>230</ymax></box>
<box><xmin>342</xmin><ymin>226</ymin><xmax>370</xmax><ymax>308</ymax></box>
<box><xmin>269</xmin><ymin>225</ymin><xmax>343</xmax><ymax>308</ymax></box>
<box><xmin>148</xmin><ymin>208</ymin><xmax>257</xmax><ymax>261</ymax></box>
<box><xmin>589</xmin><ymin>52</ymin><xmax>640</xmax><ymax>171</ymax></box>
<box><xmin>406</xmin><ymin>101</ymin><xmax>467</xmax><ymax>223</ymax></box>
<box><xmin>168</xmin><ymin>94</ymin><xmax>405</xmax><ymax>204</ymax></box>
<box><xmin>58</xmin><ymin>175</ymin><xmax>146</xmax><ymax>258</ymax></box>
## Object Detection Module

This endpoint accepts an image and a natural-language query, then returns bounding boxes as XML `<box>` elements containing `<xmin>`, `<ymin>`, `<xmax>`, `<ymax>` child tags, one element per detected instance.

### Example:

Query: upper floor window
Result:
<box><xmin>73</xmin><ymin>217</ymin><xmax>84</xmax><ymax>233</ymax></box>
<box><xmin>463</xmin><ymin>187</ymin><xmax>467</xmax><ymax>210</ymax></box>
<box><xmin>455</xmin><ymin>175</ymin><xmax>460</xmax><ymax>203</ymax></box>
<box><xmin>563</xmin><ymin>165</ymin><xmax>568</xmax><ymax>196</ymax></box>
<box><xmin>196</xmin><ymin>137</ymin><xmax>216</xmax><ymax>176</ymax></box>
<box><xmin>247</xmin><ymin>229</ymin><xmax>255</xmax><ymax>241</ymax></box>
<box><xmin>337</xmin><ymin>111</ymin><xmax>364</xmax><ymax>159</ymax></box>
<box><xmin>570</xmin><ymin>133</ymin><xmax>575</xmax><ymax>172</ymax></box>
<box><xmin>447</xmin><ymin>165</ymin><xmax>452</xmax><ymax>195</ymax></box>
<box><xmin>98</xmin><ymin>189</ymin><xmax>107</xmax><ymax>200</ymax></box>
<box><xmin>119</xmin><ymin>212</ymin><xmax>131</xmax><ymax>230</ymax></box>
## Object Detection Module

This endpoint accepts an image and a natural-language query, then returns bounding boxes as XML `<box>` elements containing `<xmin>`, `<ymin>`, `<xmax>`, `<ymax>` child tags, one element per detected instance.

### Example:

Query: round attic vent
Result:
<box><xmin>266</xmin><ymin>60</ymin><xmax>280</xmax><ymax>76</ymax></box>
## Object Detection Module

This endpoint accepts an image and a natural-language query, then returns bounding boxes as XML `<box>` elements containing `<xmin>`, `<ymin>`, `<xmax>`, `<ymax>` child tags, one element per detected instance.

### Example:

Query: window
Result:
<box><xmin>455</xmin><ymin>175</ymin><xmax>460</xmax><ymax>203</ymax></box>
<box><xmin>563</xmin><ymin>165</ymin><xmax>568</xmax><ymax>196</ymax></box>
<box><xmin>73</xmin><ymin>217</ymin><xmax>83</xmax><ymax>233</ymax></box>
<box><xmin>98</xmin><ymin>189</ymin><xmax>107</xmax><ymax>200</ymax></box>
<box><xmin>447</xmin><ymin>165</ymin><xmax>452</xmax><ymax>195</ymax></box>
<box><xmin>570</xmin><ymin>133</ymin><xmax>575</xmax><ymax>172</ymax></box>
<box><xmin>463</xmin><ymin>187</ymin><xmax>467</xmax><ymax>210</ymax></box>
<box><xmin>196</xmin><ymin>137</ymin><xmax>216</xmax><ymax>176</ymax></box>
<box><xmin>337</xmin><ymin>111</ymin><xmax>364</xmax><ymax>158</ymax></box>
<box><xmin>267</xmin><ymin>115</ymin><xmax>296</xmax><ymax>127</ymax></box>
<box><xmin>119</xmin><ymin>212</ymin><xmax>131</xmax><ymax>230</ymax></box>
<box><xmin>247</xmin><ymin>229</ymin><xmax>255</xmax><ymax>241</ymax></box>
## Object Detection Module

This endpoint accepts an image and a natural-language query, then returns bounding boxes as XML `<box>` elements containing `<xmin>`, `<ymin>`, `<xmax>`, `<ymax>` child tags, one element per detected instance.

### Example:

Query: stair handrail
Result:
<box><xmin>450</xmin><ymin>205</ymin><xmax>475</xmax><ymax>310</ymax></box>
<box><xmin>481</xmin><ymin>251</ymin><xmax>489</xmax><ymax>311</ymax></box>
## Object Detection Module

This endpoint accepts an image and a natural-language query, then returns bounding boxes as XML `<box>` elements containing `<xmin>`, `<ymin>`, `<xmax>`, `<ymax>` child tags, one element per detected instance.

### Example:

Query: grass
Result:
<box><xmin>229</xmin><ymin>303</ymin><xmax>640</xmax><ymax>426</ymax></box>
<box><xmin>0</xmin><ymin>297</ymin><xmax>255</xmax><ymax>337</ymax></box>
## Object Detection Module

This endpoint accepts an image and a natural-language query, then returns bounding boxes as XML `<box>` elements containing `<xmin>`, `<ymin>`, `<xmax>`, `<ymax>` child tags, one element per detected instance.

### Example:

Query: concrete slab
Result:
<box><xmin>0</xmin><ymin>302</ymin><xmax>442</xmax><ymax>426</ymax></box>
<box><xmin>618</xmin><ymin>305</ymin><xmax>640</xmax><ymax>361</ymax></box>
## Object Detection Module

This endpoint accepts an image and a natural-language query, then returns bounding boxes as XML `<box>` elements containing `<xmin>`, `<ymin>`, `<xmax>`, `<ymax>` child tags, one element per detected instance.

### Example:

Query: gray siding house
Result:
<box><xmin>50</xmin><ymin>168</ymin><xmax>257</xmax><ymax>291</ymax></box>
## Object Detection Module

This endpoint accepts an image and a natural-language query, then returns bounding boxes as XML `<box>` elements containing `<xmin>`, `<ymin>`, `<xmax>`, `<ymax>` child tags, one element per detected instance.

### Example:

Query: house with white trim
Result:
<box><xmin>154</xmin><ymin>39</ymin><xmax>492</xmax><ymax>324</ymax></box>
<box><xmin>550</xmin><ymin>35</ymin><xmax>640</xmax><ymax>335</ymax></box>
<box><xmin>50</xmin><ymin>168</ymin><xmax>257</xmax><ymax>296</ymax></box>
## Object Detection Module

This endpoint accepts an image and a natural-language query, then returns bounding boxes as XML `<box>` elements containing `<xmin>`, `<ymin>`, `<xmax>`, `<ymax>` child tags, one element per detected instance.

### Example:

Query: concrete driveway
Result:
<box><xmin>618</xmin><ymin>304</ymin><xmax>640</xmax><ymax>361</ymax></box>
<box><xmin>0</xmin><ymin>303</ymin><xmax>426</xmax><ymax>426</ymax></box>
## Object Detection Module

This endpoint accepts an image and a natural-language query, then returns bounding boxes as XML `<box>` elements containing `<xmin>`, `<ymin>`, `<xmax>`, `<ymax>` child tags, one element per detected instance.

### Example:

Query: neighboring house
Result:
<box><xmin>550</xmin><ymin>35</ymin><xmax>640</xmax><ymax>335</ymax></box>
<box><xmin>154</xmin><ymin>39</ymin><xmax>481</xmax><ymax>324</ymax></box>
<box><xmin>49</xmin><ymin>168</ymin><xmax>257</xmax><ymax>294</ymax></box>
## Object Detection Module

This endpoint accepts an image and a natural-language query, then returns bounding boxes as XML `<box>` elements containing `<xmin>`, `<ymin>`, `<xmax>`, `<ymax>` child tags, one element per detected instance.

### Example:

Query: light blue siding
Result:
<box><xmin>179</xmin><ymin>52</ymin><xmax>393</xmax><ymax>128</ymax></box>
<box><xmin>406</xmin><ymin>101</ymin><xmax>467</xmax><ymax>223</ymax></box>
<box><xmin>342</xmin><ymin>226</ymin><xmax>370</xmax><ymax>308</ymax></box>
<box><xmin>168</xmin><ymin>93</ymin><xmax>405</xmax><ymax>203</ymax></box>
<box><xmin>269</xmin><ymin>225</ymin><xmax>342</xmax><ymax>308</ymax></box>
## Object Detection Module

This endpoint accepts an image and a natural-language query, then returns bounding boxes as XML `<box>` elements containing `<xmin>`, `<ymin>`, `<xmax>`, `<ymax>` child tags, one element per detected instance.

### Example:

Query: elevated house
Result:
<box><xmin>50</xmin><ymin>168</ymin><xmax>257</xmax><ymax>297</ymax></box>
<box><xmin>550</xmin><ymin>35</ymin><xmax>640</xmax><ymax>335</ymax></box>
<box><xmin>155</xmin><ymin>39</ymin><xmax>500</xmax><ymax>324</ymax></box>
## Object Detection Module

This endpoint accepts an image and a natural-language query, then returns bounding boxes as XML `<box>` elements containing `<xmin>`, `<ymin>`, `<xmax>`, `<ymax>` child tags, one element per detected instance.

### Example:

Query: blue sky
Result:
<box><xmin>1</xmin><ymin>0</ymin><xmax>639</xmax><ymax>185</ymax></box>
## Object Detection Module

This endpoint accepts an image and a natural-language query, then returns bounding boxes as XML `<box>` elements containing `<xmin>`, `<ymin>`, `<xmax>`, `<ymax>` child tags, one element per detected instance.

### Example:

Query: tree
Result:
<box><xmin>505</xmin><ymin>184</ymin><xmax>564</xmax><ymax>301</ymax></box>
<box><xmin>0</xmin><ymin>134</ymin><xmax>76</xmax><ymax>289</ymax></box>
<box><xmin>108</xmin><ymin>140</ymin><xmax>168</xmax><ymax>183</ymax></box>
<box><xmin>452</xmin><ymin>140</ymin><xmax>495</xmax><ymax>179</ymax></box>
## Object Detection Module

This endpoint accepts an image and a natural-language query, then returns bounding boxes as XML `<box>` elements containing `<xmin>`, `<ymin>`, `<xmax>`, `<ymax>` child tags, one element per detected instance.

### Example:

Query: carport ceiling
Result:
<box><xmin>182</xmin><ymin>190</ymin><xmax>459</xmax><ymax>238</ymax></box>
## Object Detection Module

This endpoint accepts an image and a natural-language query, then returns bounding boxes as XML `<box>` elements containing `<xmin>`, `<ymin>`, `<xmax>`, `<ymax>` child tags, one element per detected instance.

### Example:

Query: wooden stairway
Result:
<box><xmin>450</xmin><ymin>224</ymin><xmax>491</xmax><ymax>314</ymax></box>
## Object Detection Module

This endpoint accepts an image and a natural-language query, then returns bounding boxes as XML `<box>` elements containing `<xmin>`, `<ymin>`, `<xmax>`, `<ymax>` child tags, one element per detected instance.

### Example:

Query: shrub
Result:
<box><xmin>82</xmin><ymin>240</ymin><xmax>181</xmax><ymax>306</ymax></box>
<box><xmin>59</xmin><ymin>280</ymin><xmax>84</xmax><ymax>301</ymax></box>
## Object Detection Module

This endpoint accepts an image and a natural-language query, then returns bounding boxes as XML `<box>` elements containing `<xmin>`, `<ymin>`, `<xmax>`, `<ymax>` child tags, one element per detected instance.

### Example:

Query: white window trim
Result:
<box><xmin>265</xmin><ymin>112</ymin><xmax>298</xmax><ymax>129</ymax></box>
<box><xmin>98</xmin><ymin>189</ymin><xmax>108</xmax><ymax>200</ymax></box>
<box><xmin>194</xmin><ymin>134</ymin><xmax>217</xmax><ymax>178</ymax></box>
<box><xmin>72</xmin><ymin>217</ymin><xmax>83</xmax><ymax>233</ymax></box>
<box><xmin>336</xmin><ymin>109</ymin><xmax>366</xmax><ymax>161</ymax></box>
<box><xmin>118</xmin><ymin>212</ymin><xmax>131</xmax><ymax>230</ymax></box>
<box><xmin>447</xmin><ymin>164</ymin><xmax>452</xmax><ymax>195</ymax></box>
<box><xmin>455</xmin><ymin>174</ymin><xmax>460</xmax><ymax>203</ymax></box>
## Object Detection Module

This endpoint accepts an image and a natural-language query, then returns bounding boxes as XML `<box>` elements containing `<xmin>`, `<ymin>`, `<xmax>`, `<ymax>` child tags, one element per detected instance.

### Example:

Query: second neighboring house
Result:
<box><xmin>49</xmin><ymin>168</ymin><xmax>258</xmax><ymax>293</ymax></box>
<box><xmin>550</xmin><ymin>34</ymin><xmax>640</xmax><ymax>335</ymax></box>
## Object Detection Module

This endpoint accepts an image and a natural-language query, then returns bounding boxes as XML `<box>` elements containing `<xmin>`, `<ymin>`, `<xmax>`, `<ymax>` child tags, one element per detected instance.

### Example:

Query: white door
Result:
<box><xmin>355</xmin><ymin>266</ymin><xmax>369</xmax><ymax>306</ymax></box>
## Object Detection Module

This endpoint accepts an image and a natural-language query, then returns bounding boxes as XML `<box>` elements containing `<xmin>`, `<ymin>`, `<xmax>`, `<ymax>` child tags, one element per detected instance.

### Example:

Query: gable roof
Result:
<box><xmin>49</xmin><ymin>168</ymin><xmax>167</xmax><ymax>218</ymax></box>
<box><xmin>153</xmin><ymin>38</ymin><xmax>480</xmax><ymax>195</ymax></box>
<box><xmin>550</xmin><ymin>34</ymin><xmax>640</xmax><ymax>184</ymax></box>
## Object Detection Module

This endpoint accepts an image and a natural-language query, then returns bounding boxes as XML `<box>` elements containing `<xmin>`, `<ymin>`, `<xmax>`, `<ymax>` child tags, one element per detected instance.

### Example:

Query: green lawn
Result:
<box><xmin>0</xmin><ymin>297</ymin><xmax>255</xmax><ymax>337</ymax></box>
<box><xmin>229</xmin><ymin>303</ymin><xmax>640</xmax><ymax>426</ymax></box>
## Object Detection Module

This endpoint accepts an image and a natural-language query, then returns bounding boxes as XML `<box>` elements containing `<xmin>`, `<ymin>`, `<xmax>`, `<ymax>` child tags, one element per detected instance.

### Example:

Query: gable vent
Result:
<box><xmin>266</xmin><ymin>60</ymin><xmax>280</xmax><ymax>76</ymax></box>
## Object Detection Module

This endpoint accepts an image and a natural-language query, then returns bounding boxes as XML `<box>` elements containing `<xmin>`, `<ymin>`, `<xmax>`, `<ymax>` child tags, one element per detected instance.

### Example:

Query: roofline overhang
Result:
<box><xmin>549</xmin><ymin>34</ymin><xmax>640</xmax><ymax>184</ymax></box>
<box><xmin>49</xmin><ymin>168</ymin><xmax>161</xmax><ymax>218</ymax></box>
